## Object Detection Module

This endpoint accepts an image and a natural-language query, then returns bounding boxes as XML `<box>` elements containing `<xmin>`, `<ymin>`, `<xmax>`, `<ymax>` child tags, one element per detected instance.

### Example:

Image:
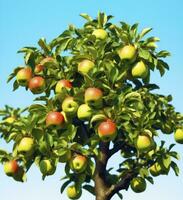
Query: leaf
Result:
<box><xmin>110</xmin><ymin>67</ymin><xmax>119</xmax><ymax>84</ymax></box>
<box><xmin>13</xmin><ymin>80</ymin><xmax>19</xmax><ymax>91</ymax></box>
<box><xmin>138</xmin><ymin>48</ymin><xmax>151</xmax><ymax>60</ymax></box>
<box><xmin>117</xmin><ymin>192</ymin><xmax>123</xmax><ymax>199</ymax></box>
<box><xmin>138</xmin><ymin>28</ymin><xmax>152</xmax><ymax>39</ymax></box>
<box><xmin>171</xmin><ymin>161</ymin><xmax>179</xmax><ymax>176</ymax></box>
<box><xmin>162</xmin><ymin>155</ymin><xmax>171</xmax><ymax>169</ymax></box>
<box><xmin>80</xmin><ymin>13</ymin><xmax>92</xmax><ymax>21</ymax></box>
<box><xmin>97</xmin><ymin>12</ymin><xmax>107</xmax><ymax>27</ymax></box>
<box><xmin>38</xmin><ymin>38</ymin><xmax>51</xmax><ymax>54</ymax></box>
<box><xmin>83</xmin><ymin>185</ymin><xmax>95</xmax><ymax>195</ymax></box>
<box><xmin>60</xmin><ymin>180</ymin><xmax>71</xmax><ymax>193</ymax></box>
<box><xmin>146</xmin><ymin>176</ymin><xmax>154</xmax><ymax>184</ymax></box>
<box><xmin>156</xmin><ymin>50</ymin><xmax>171</xmax><ymax>58</ymax></box>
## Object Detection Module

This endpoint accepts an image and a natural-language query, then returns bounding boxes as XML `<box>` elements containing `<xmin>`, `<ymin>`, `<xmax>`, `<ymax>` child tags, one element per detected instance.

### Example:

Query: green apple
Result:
<box><xmin>149</xmin><ymin>162</ymin><xmax>162</xmax><ymax>177</ymax></box>
<box><xmin>16</xmin><ymin>67</ymin><xmax>32</xmax><ymax>86</ymax></box>
<box><xmin>17</xmin><ymin>137</ymin><xmax>34</xmax><ymax>155</ymax></box>
<box><xmin>69</xmin><ymin>154</ymin><xmax>87</xmax><ymax>173</ymax></box>
<box><xmin>98</xmin><ymin>119</ymin><xmax>117</xmax><ymax>142</ymax></box>
<box><xmin>84</xmin><ymin>87</ymin><xmax>103</xmax><ymax>108</ymax></box>
<box><xmin>77</xmin><ymin>104</ymin><xmax>92</xmax><ymax>120</ymax></box>
<box><xmin>5</xmin><ymin>116</ymin><xmax>16</xmax><ymax>124</ymax></box>
<box><xmin>46</xmin><ymin>111</ymin><xmax>65</xmax><ymax>127</ymax></box>
<box><xmin>4</xmin><ymin>160</ymin><xmax>19</xmax><ymax>176</ymax></box>
<box><xmin>131</xmin><ymin>177</ymin><xmax>146</xmax><ymax>193</ymax></box>
<box><xmin>55</xmin><ymin>79</ymin><xmax>72</xmax><ymax>94</ymax></box>
<box><xmin>78</xmin><ymin>59</ymin><xmax>95</xmax><ymax>74</ymax></box>
<box><xmin>118</xmin><ymin>45</ymin><xmax>137</xmax><ymax>62</ymax></box>
<box><xmin>39</xmin><ymin>159</ymin><xmax>56</xmax><ymax>175</ymax></box>
<box><xmin>67</xmin><ymin>185</ymin><xmax>82</xmax><ymax>200</ymax></box>
<box><xmin>28</xmin><ymin>76</ymin><xmax>46</xmax><ymax>94</ymax></box>
<box><xmin>62</xmin><ymin>97</ymin><xmax>79</xmax><ymax>116</ymax></box>
<box><xmin>174</xmin><ymin>128</ymin><xmax>183</xmax><ymax>144</ymax></box>
<box><xmin>92</xmin><ymin>29</ymin><xmax>108</xmax><ymax>40</ymax></box>
<box><xmin>131</xmin><ymin>60</ymin><xmax>148</xmax><ymax>79</ymax></box>
<box><xmin>136</xmin><ymin>134</ymin><xmax>154</xmax><ymax>152</ymax></box>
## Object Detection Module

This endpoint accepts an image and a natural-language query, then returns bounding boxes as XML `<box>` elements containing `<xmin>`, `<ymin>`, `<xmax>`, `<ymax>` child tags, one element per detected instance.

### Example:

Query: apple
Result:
<box><xmin>34</xmin><ymin>64</ymin><xmax>44</xmax><ymax>73</ymax></box>
<box><xmin>77</xmin><ymin>104</ymin><xmax>92</xmax><ymax>120</ymax></box>
<box><xmin>67</xmin><ymin>185</ymin><xmax>82</xmax><ymax>200</ymax></box>
<box><xmin>174</xmin><ymin>128</ymin><xmax>183</xmax><ymax>144</ymax></box>
<box><xmin>39</xmin><ymin>159</ymin><xmax>56</xmax><ymax>175</ymax></box>
<box><xmin>4</xmin><ymin>160</ymin><xmax>19</xmax><ymax>176</ymax></box>
<box><xmin>18</xmin><ymin>137</ymin><xmax>34</xmax><ymax>155</ymax></box>
<box><xmin>98</xmin><ymin>119</ymin><xmax>117</xmax><ymax>142</ymax></box>
<box><xmin>28</xmin><ymin>76</ymin><xmax>45</xmax><ymax>94</ymax></box>
<box><xmin>62</xmin><ymin>97</ymin><xmax>79</xmax><ymax>116</ymax></box>
<box><xmin>69</xmin><ymin>154</ymin><xmax>87</xmax><ymax>173</ymax></box>
<box><xmin>84</xmin><ymin>87</ymin><xmax>103</xmax><ymax>108</ymax></box>
<box><xmin>40</xmin><ymin>56</ymin><xmax>55</xmax><ymax>65</ymax></box>
<box><xmin>131</xmin><ymin>177</ymin><xmax>146</xmax><ymax>193</ymax></box>
<box><xmin>78</xmin><ymin>59</ymin><xmax>95</xmax><ymax>74</ymax></box>
<box><xmin>118</xmin><ymin>45</ymin><xmax>137</xmax><ymax>62</ymax></box>
<box><xmin>55</xmin><ymin>79</ymin><xmax>72</xmax><ymax>94</ymax></box>
<box><xmin>46</xmin><ymin>111</ymin><xmax>65</xmax><ymax>127</ymax></box>
<box><xmin>5</xmin><ymin>116</ymin><xmax>16</xmax><ymax>124</ymax></box>
<box><xmin>136</xmin><ymin>134</ymin><xmax>154</xmax><ymax>152</ymax></box>
<box><xmin>149</xmin><ymin>162</ymin><xmax>162</xmax><ymax>177</ymax></box>
<box><xmin>92</xmin><ymin>29</ymin><xmax>108</xmax><ymax>40</ymax></box>
<box><xmin>131</xmin><ymin>60</ymin><xmax>148</xmax><ymax>79</ymax></box>
<box><xmin>16</xmin><ymin>67</ymin><xmax>32</xmax><ymax>86</ymax></box>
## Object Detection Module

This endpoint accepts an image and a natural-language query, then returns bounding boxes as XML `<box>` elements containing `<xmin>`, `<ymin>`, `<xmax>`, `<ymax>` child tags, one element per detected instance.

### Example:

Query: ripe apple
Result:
<box><xmin>62</xmin><ymin>97</ymin><xmax>79</xmax><ymax>116</ymax></box>
<box><xmin>67</xmin><ymin>185</ymin><xmax>82</xmax><ymax>200</ymax></box>
<box><xmin>69</xmin><ymin>154</ymin><xmax>87</xmax><ymax>173</ymax></box>
<box><xmin>13</xmin><ymin>166</ymin><xmax>25</xmax><ymax>182</ymax></box>
<box><xmin>34</xmin><ymin>64</ymin><xmax>44</xmax><ymax>73</ymax></box>
<box><xmin>92</xmin><ymin>29</ymin><xmax>108</xmax><ymax>40</ymax></box>
<box><xmin>16</xmin><ymin>67</ymin><xmax>32</xmax><ymax>86</ymax></box>
<box><xmin>136</xmin><ymin>134</ymin><xmax>154</xmax><ymax>152</ymax></box>
<box><xmin>46</xmin><ymin>111</ymin><xmax>65</xmax><ymax>127</ymax></box>
<box><xmin>5</xmin><ymin>116</ymin><xmax>16</xmax><ymax>124</ymax></box>
<box><xmin>131</xmin><ymin>60</ymin><xmax>148</xmax><ymax>79</ymax></box>
<box><xmin>40</xmin><ymin>56</ymin><xmax>55</xmax><ymax>65</ymax></box>
<box><xmin>131</xmin><ymin>177</ymin><xmax>146</xmax><ymax>193</ymax></box>
<box><xmin>118</xmin><ymin>45</ymin><xmax>137</xmax><ymax>62</ymax></box>
<box><xmin>149</xmin><ymin>162</ymin><xmax>162</xmax><ymax>177</ymax></box>
<box><xmin>55</xmin><ymin>79</ymin><xmax>72</xmax><ymax>94</ymax></box>
<box><xmin>98</xmin><ymin>119</ymin><xmax>117</xmax><ymax>142</ymax></box>
<box><xmin>174</xmin><ymin>128</ymin><xmax>183</xmax><ymax>144</ymax></box>
<box><xmin>18</xmin><ymin>137</ymin><xmax>34</xmax><ymax>155</ymax></box>
<box><xmin>78</xmin><ymin>59</ymin><xmax>95</xmax><ymax>74</ymax></box>
<box><xmin>4</xmin><ymin>160</ymin><xmax>19</xmax><ymax>176</ymax></box>
<box><xmin>84</xmin><ymin>87</ymin><xmax>103</xmax><ymax>108</ymax></box>
<box><xmin>28</xmin><ymin>76</ymin><xmax>45</xmax><ymax>94</ymax></box>
<box><xmin>77</xmin><ymin>104</ymin><xmax>92</xmax><ymax>120</ymax></box>
<box><xmin>39</xmin><ymin>159</ymin><xmax>56</xmax><ymax>175</ymax></box>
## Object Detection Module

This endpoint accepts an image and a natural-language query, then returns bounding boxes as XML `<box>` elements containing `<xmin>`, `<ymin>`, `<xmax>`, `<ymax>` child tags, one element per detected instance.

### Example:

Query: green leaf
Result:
<box><xmin>38</xmin><ymin>38</ymin><xmax>51</xmax><ymax>54</ymax></box>
<box><xmin>156</xmin><ymin>50</ymin><xmax>171</xmax><ymax>58</ymax></box>
<box><xmin>83</xmin><ymin>185</ymin><xmax>95</xmax><ymax>195</ymax></box>
<box><xmin>162</xmin><ymin>155</ymin><xmax>171</xmax><ymax>169</ymax></box>
<box><xmin>117</xmin><ymin>192</ymin><xmax>123</xmax><ymax>199</ymax></box>
<box><xmin>13</xmin><ymin>80</ymin><xmax>19</xmax><ymax>91</ymax></box>
<box><xmin>80</xmin><ymin>13</ymin><xmax>92</xmax><ymax>21</ymax></box>
<box><xmin>60</xmin><ymin>180</ymin><xmax>71</xmax><ymax>193</ymax></box>
<box><xmin>171</xmin><ymin>161</ymin><xmax>179</xmax><ymax>176</ymax></box>
<box><xmin>139</xmin><ymin>27</ymin><xmax>153</xmax><ymax>39</ymax></box>
<box><xmin>97</xmin><ymin>12</ymin><xmax>107</xmax><ymax>28</ymax></box>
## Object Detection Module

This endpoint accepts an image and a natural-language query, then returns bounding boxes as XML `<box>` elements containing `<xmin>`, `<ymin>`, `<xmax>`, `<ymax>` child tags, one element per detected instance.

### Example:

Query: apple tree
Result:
<box><xmin>0</xmin><ymin>12</ymin><xmax>183</xmax><ymax>200</ymax></box>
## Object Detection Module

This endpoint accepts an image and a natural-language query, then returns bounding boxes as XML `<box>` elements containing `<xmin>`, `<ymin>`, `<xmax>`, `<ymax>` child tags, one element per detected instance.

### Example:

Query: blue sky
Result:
<box><xmin>0</xmin><ymin>0</ymin><xmax>183</xmax><ymax>199</ymax></box>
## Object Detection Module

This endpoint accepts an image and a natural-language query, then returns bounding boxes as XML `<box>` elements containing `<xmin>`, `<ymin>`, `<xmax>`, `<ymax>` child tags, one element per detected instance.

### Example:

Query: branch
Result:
<box><xmin>108</xmin><ymin>141</ymin><xmax>126</xmax><ymax>158</ymax></box>
<box><xmin>106</xmin><ymin>171</ymin><xmax>137</xmax><ymax>200</ymax></box>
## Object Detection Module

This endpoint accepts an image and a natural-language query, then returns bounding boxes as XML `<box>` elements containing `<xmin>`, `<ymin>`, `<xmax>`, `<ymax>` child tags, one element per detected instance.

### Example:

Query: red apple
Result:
<box><xmin>84</xmin><ymin>87</ymin><xmax>103</xmax><ymax>108</ymax></box>
<box><xmin>46</xmin><ymin>111</ymin><xmax>65</xmax><ymax>127</ymax></box>
<box><xmin>55</xmin><ymin>79</ymin><xmax>72</xmax><ymax>94</ymax></box>
<box><xmin>98</xmin><ymin>119</ymin><xmax>117</xmax><ymax>142</ymax></box>
<box><xmin>34</xmin><ymin>64</ymin><xmax>44</xmax><ymax>73</ymax></box>
<box><xmin>16</xmin><ymin>67</ymin><xmax>32</xmax><ymax>86</ymax></box>
<box><xmin>28</xmin><ymin>76</ymin><xmax>45</xmax><ymax>94</ymax></box>
<box><xmin>4</xmin><ymin>160</ymin><xmax>19</xmax><ymax>176</ymax></box>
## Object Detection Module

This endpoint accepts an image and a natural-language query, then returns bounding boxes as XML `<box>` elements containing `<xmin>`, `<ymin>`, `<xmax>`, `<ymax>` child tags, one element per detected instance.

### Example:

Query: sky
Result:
<box><xmin>0</xmin><ymin>0</ymin><xmax>183</xmax><ymax>199</ymax></box>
